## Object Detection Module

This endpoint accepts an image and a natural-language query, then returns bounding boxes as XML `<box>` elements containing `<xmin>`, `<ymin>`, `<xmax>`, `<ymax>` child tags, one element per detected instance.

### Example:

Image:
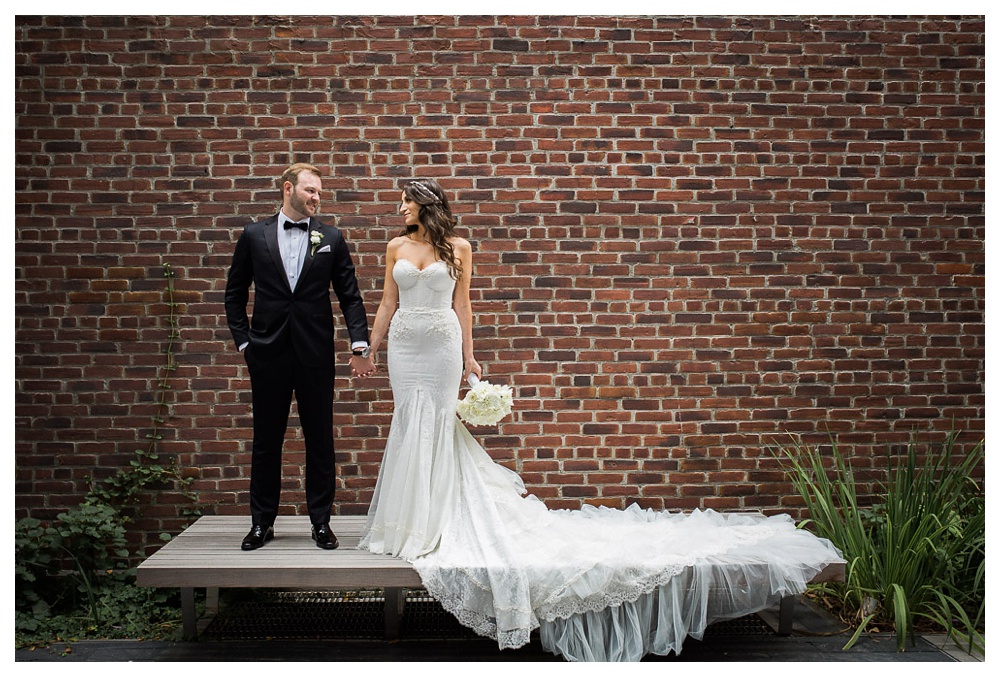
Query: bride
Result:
<box><xmin>359</xmin><ymin>179</ymin><xmax>842</xmax><ymax>661</ymax></box>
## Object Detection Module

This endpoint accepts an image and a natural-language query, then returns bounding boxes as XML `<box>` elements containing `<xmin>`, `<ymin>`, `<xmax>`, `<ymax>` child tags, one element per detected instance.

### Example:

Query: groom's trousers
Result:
<box><xmin>244</xmin><ymin>344</ymin><xmax>337</xmax><ymax>527</ymax></box>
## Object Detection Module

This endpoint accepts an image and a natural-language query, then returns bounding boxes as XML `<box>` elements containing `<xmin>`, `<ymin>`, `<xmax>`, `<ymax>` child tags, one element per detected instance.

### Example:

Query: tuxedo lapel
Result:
<box><xmin>261</xmin><ymin>215</ymin><xmax>292</xmax><ymax>293</ymax></box>
<box><xmin>297</xmin><ymin>219</ymin><xmax>319</xmax><ymax>284</ymax></box>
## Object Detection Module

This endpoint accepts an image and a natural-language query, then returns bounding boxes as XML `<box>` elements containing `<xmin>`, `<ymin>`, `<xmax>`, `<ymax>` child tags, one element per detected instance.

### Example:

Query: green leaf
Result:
<box><xmin>772</xmin><ymin>429</ymin><xmax>984</xmax><ymax>656</ymax></box>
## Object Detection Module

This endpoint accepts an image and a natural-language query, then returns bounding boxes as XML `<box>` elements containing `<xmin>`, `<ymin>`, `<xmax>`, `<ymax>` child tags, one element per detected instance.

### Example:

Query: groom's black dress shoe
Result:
<box><xmin>311</xmin><ymin>522</ymin><xmax>339</xmax><ymax>550</ymax></box>
<box><xmin>241</xmin><ymin>524</ymin><xmax>274</xmax><ymax>551</ymax></box>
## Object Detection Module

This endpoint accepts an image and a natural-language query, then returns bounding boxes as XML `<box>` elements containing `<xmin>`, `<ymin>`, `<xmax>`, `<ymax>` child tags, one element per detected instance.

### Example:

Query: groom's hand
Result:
<box><xmin>350</xmin><ymin>354</ymin><xmax>376</xmax><ymax>380</ymax></box>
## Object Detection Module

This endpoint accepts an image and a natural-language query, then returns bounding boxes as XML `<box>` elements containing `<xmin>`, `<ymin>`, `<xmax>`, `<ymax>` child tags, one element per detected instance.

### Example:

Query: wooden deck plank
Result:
<box><xmin>812</xmin><ymin>561</ymin><xmax>846</xmax><ymax>583</ymax></box>
<box><xmin>137</xmin><ymin>516</ymin><xmax>422</xmax><ymax>589</ymax></box>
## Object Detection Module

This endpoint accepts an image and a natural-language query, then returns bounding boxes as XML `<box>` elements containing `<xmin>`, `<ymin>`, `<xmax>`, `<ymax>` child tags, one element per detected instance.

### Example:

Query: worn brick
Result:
<box><xmin>14</xmin><ymin>16</ymin><xmax>985</xmax><ymax>547</ymax></box>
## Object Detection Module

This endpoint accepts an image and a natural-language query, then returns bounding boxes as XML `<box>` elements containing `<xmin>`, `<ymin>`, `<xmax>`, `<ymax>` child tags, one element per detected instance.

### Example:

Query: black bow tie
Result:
<box><xmin>284</xmin><ymin>220</ymin><xmax>308</xmax><ymax>231</ymax></box>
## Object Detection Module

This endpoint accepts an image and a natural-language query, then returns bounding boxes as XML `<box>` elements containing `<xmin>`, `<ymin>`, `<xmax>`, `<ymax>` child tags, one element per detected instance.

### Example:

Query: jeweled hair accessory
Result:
<box><xmin>407</xmin><ymin>180</ymin><xmax>442</xmax><ymax>204</ymax></box>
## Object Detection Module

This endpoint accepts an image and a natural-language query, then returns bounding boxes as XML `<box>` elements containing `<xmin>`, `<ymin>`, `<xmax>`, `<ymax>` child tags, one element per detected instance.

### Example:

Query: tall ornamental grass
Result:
<box><xmin>773</xmin><ymin>431</ymin><xmax>984</xmax><ymax>655</ymax></box>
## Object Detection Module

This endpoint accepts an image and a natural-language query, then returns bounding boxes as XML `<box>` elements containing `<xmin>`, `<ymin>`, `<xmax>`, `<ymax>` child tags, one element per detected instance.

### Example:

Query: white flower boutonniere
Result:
<box><xmin>309</xmin><ymin>230</ymin><xmax>323</xmax><ymax>256</ymax></box>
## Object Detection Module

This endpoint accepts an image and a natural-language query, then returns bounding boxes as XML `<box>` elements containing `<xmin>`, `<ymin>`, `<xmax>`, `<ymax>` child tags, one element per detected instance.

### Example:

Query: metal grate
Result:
<box><xmin>203</xmin><ymin>590</ymin><xmax>387</xmax><ymax>640</ymax></box>
<box><xmin>202</xmin><ymin>589</ymin><xmax>774</xmax><ymax>641</ymax></box>
<box><xmin>402</xmin><ymin>590</ymin><xmax>480</xmax><ymax>639</ymax></box>
<box><xmin>704</xmin><ymin>614</ymin><xmax>774</xmax><ymax>636</ymax></box>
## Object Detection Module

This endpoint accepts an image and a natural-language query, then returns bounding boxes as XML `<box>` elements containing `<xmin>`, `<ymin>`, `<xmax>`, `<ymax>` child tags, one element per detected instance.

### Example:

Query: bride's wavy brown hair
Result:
<box><xmin>401</xmin><ymin>179</ymin><xmax>463</xmax><ymax>280</ymax></box>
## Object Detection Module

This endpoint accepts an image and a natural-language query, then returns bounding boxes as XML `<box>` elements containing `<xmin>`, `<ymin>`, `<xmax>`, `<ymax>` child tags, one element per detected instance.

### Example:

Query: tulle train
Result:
<box><xmin>362</xmin><ymin>259</ymin><xmax>843</xmax><ymax>661</ymax></box>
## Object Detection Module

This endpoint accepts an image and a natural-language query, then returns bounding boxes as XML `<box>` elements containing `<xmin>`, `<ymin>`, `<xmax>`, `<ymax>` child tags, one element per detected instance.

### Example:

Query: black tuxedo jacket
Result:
<box><xmin>224</xmin><ymin>214</ymin><xmax>369</xmax><ymax>365</ymax></box>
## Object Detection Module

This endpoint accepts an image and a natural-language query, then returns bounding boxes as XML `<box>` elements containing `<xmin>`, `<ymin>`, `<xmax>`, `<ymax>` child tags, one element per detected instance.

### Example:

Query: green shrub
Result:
<box><xmin>773</xmin><ymin>430</ymin><xmax>984</xmax><ymax>655</ymax></box>
<box><xmin>14</xmin><ymin>509</ymin><xmax>184</xmax><ymax>647</ymax></box>
<box><xmin>15</xmin><ymin>517</ymin><xmax>61</xmax><ymax>632</ymax></box>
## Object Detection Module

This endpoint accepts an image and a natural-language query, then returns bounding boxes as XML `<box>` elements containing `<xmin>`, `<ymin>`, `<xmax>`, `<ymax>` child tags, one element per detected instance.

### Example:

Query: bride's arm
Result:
<box><xmin>368</xmin><ymin>240</ymin><xmax>400</xmax><ymax>360</ymax></box>
<box><xmin>452</xmin><ymin>238</ymin><xmax>482</xmax><ymax>382</ymax></box>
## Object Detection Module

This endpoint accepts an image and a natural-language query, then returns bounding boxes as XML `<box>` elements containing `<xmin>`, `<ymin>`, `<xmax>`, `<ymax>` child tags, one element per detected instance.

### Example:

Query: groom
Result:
<box><xmin>224</xmin><ymin>162</ymin><xmax>375</xmax><ymax>551</ymax></box>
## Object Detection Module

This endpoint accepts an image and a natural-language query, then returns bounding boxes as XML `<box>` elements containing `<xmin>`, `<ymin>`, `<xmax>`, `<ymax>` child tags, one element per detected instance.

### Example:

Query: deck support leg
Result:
<box><xmin>206</xmin><ymin>587</ymin><xmax>219</xmax><ymax>615</ymax></box>
<box><xmin>778</xmin><ymin>595</ymin><xmax>794</xmax><ymax>635</ymax></box>
<box><xmin>181</xmin><ymin>587</ymin><xmax>198</xmax><ymax>640</ymax></box>
<box><xmin>384</xmin><ymin>587</ymin><xmax>405</xmax><ymax>640</ymax></box>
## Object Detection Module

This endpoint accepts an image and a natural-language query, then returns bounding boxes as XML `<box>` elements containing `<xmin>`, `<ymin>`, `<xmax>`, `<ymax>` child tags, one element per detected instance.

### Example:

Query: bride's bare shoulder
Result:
<box><xmin>449</xmin><ymin>237</ymin><xmax>472</xmax><ymax>254</ymax></box>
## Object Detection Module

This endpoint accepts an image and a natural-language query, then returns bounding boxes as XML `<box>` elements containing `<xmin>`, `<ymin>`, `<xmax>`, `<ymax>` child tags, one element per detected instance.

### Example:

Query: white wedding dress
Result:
<box><xmin>360</xmin><ymin>259</ymin><xmax>842</xmax><ymax>661</ymax></box>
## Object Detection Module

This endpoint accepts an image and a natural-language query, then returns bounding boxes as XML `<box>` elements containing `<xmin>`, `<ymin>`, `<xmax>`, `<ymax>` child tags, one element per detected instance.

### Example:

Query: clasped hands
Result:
<box><xmin>350</xmin><ymin>354</ymin><xmax>377</xmax><ymax>380</ymax></box>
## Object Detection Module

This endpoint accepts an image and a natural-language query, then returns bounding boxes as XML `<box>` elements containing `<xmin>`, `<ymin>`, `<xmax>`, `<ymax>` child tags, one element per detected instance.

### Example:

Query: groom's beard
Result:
<box><xmin>289</xmin><ymin>193</ymin><xmax>319</xmax><ymax>218</ymax></box>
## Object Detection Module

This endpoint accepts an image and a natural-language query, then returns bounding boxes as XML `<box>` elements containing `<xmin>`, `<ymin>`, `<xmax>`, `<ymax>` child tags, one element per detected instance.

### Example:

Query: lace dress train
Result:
<box><xmin>360</xmin><ymin>259</ymin><xmax>842</xmax><ymax>661</ymax></box>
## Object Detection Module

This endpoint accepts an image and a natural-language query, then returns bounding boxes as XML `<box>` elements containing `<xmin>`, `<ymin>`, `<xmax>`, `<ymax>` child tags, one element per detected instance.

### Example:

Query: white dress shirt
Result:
<box><xmin>277</xmin><ymin>211</ymin><xmax>310</xmax><ymax>292</ymax></box>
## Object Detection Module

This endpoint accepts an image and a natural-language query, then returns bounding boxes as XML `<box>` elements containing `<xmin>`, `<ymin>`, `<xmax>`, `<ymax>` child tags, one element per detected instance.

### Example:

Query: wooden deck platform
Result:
<box><xmin>137</xmin><ymin>514</ymin><xmax>845</xmax><ymax>641</ymax></box>
<box><xmin>136</xmin><ymin>515</ymin><xmax>419</xmax><ymax>639</ymax></box>
<box><xmin>137</xmin><ymin>515</ymin><xmax>419</xmax><ymax>589</ymax></box>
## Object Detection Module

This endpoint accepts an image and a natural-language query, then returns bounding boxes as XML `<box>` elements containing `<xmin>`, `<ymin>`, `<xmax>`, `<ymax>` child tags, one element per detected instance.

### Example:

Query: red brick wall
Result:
<box><xmin>15</xmin><ymin>16</ymin><xmax>985</xmax><ymax>547</ymax></box>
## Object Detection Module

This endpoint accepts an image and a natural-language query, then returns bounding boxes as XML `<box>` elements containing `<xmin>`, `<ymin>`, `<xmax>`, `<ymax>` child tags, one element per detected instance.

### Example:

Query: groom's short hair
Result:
<box><xmin>280</xmin><ymin>162</ymin><xmax>321</xmax><ymax>189</ymax></box>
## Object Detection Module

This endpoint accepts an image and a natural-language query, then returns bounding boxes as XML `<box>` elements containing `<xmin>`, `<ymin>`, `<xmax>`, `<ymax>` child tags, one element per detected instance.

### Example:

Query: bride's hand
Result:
<box><xmin>350</xmin><ymin>354</ymin><xmax>377</xmax><ymax>380</ymax></box>
<box><xmin>463</xmin><ymin>358</ymin><xmax>483</xmax><ymax>383</ymax></box>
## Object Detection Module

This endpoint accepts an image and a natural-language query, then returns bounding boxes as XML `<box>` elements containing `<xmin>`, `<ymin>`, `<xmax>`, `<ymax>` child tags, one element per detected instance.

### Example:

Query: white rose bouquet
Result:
<box><xmin>457</xmin><ymin>374</ymin><xmax>513</xmax><ymax>426</ymax></box>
